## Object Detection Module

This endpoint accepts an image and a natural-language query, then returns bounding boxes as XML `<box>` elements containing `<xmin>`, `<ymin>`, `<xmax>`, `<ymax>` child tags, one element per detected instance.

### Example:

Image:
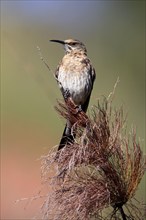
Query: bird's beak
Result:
<box><xmin>50</xmin><ymin>39</ymin><xmax>65</xmax><ymax>45</ymax></box>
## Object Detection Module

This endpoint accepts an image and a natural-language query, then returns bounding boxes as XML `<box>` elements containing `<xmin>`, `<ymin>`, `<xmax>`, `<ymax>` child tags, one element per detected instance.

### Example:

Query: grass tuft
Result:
<box><xmin>41</xmin><ymin>96</ymin><xmax>145</xmax><ymax>220</ymax></box>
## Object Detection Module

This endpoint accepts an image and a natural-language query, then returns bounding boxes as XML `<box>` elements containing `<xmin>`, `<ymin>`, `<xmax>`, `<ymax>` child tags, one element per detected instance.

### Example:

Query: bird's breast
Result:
<box><xmin>58</xmin><ymin>65</ymin><xmax>92</xmax><ymax>105</ymax></box>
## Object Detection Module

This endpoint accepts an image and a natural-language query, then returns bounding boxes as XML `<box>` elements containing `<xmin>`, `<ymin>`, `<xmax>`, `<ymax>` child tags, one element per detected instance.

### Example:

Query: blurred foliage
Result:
<box><xmin>1</xmin><ymin>2</ymin><xmax>145</xmax><ymax>144</ymax></box>
<box><xmin>1</xmin><ymin>1</ymin><xmax>145</xmax><ymax>219</ymax></box>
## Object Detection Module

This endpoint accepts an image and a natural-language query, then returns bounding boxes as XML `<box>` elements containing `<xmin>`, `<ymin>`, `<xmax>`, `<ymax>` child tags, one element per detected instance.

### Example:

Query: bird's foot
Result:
<box><xmin>75</xmin><ymin>105</ymin><xmax>82</xmax><ymax>114</ymax></box>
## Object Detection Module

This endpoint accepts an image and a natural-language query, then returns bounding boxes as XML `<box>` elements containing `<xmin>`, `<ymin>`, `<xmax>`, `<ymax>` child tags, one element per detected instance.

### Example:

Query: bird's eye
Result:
<box><xmin>70</xmin><ymin>42</ymin><xmax>77</xmax><ymax>46</ymax></box>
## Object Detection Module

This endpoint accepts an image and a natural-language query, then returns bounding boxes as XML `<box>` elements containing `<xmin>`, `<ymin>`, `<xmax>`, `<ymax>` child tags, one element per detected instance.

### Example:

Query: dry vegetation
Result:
<box><xmin>40</xmin><ymin>96</ymin><xmax>145</xmax><ymax>220</ymax></box>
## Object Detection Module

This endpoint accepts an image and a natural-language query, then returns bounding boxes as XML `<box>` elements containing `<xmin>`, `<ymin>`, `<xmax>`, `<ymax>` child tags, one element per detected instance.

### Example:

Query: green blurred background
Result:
<box><xmin>1</xmin><ymin>1</ymin><xmax>145</xmax><ymax>219</ymax></box>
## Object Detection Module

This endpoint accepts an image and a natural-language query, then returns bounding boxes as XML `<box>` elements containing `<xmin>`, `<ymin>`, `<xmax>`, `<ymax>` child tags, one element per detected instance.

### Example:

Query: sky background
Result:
<box><xmin>1</xmin><ymin>1</ymin><xmax>145</xmax><ymax>219</ymax></box>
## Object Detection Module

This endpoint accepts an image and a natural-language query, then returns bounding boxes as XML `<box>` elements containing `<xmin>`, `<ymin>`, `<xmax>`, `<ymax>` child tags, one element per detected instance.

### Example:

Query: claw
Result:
<box><xmin>75</xmin><ymin>105</ymin><xmax>82</xmax><ymax>114</ymax></box>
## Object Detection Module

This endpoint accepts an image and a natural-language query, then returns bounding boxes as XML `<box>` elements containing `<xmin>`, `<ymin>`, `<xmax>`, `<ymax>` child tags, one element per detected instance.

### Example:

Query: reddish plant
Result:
<box><xmin>41</xmin><ymin>97</ymin><xmax>145</xmax><ymax>220</ymax></box>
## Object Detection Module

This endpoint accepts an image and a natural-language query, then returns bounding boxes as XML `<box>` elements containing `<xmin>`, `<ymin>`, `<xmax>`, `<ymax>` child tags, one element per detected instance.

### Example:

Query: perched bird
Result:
<box><xmin>50</xmin><ymin>39</ymin><xmax>96</xmax><ymax>150</ymax></box>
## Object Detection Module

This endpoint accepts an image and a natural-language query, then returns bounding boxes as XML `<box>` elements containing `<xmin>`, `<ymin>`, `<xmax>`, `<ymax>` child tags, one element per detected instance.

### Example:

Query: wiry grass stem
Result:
<box><xmin>40</xmin><ymin>97</ymin><xmax>145</xmax><ymax>220</ymax></box>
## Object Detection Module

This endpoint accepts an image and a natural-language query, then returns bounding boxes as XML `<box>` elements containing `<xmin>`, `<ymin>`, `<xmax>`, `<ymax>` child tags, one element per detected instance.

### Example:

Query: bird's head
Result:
<box><xmin>50</xmin><ymin>39</ymin><xmax>87</xmax><ymax>54</ymax></box>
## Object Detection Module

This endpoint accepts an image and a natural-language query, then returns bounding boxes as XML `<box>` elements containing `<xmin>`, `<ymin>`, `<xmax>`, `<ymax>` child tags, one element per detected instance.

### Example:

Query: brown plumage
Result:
<box><xmin>50</xmin><ymin>39</ymin><xmax>96</xmax><ymax>150</ymax></box>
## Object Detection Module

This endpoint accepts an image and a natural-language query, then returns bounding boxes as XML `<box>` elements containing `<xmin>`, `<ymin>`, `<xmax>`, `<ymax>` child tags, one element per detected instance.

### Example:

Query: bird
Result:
<box><xmin>50</xmin><ymin>39</ymin><xmax>96</xmax><ymax>150</ymax></box>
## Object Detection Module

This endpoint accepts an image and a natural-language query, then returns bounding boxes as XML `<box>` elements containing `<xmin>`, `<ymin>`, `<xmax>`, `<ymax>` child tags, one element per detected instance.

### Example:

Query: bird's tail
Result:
<box><xmin>58</xmin><ymin>123</ymin><xmax>74</xmax><ymax>150</ymax></box>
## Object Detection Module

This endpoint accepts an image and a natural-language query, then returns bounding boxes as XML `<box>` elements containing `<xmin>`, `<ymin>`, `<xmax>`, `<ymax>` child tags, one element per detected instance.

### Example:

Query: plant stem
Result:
<box><xmin>119</xmin><ymin>206</ymin><xmax>127</xmax><ymax>220</ymax></box>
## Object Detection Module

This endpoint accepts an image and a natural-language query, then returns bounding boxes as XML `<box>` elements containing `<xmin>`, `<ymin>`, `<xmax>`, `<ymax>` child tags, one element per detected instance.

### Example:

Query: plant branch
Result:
<box><xmin>119</xmin><ymin>206</ymin><xmax>127</xmax><ymax>220</ymax></box>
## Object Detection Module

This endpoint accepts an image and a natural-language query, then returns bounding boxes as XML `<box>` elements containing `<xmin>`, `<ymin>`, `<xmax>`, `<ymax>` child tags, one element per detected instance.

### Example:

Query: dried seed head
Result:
<box><xmin>41</xmin><ymin>98</ymin><xmax>145</xmax><ymax>219</ymax></box>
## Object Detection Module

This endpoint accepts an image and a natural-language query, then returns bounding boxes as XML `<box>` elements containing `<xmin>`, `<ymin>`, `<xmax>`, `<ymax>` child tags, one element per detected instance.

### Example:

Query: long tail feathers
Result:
<box><xmin>58</xmin><ymin>124</ymin><xmax>74</xmax><ymax>150</ymax></box>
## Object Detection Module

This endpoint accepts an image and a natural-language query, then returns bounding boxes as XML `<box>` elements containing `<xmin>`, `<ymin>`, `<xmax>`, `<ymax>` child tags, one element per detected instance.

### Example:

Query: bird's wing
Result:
<box><xmin>54</xmin><ymin>62</ymin><xmax>64</xmax><ymax>91</ymax></box>
<box><xmin>54</xmin><ymin>62</ymin><xmax>71</xmax><ymax>100</ymax></box>
<box><xmin>91</xmin><ymin>67</ymin><xmax>96</xmax><ymax>84</ymax></box>
<box><xmin>54</xmin><ymin>63</ymin><xmax>59</xmax><ymax>81</ymax></box>
<box><xmin>81</xmin><ymin>58</ymin><xmax>96</xmax><ymax>85</ymax></box>
<box><xmin>81</xmin><ymin>65</ymin><xmax>96</xmax><ymax>112</ymax></box>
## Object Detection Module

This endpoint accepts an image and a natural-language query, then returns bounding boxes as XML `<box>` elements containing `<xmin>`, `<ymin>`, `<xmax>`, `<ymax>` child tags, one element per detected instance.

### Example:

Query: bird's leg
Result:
<box><xmin>75</xmin><ymin>105</ymin><xmax>83</xmax><ymax>113</ymax></box>
<box><xmin>77</xmin><ymin>105</ymin><xmax>83</xmax><ymax>112</ymax></box>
